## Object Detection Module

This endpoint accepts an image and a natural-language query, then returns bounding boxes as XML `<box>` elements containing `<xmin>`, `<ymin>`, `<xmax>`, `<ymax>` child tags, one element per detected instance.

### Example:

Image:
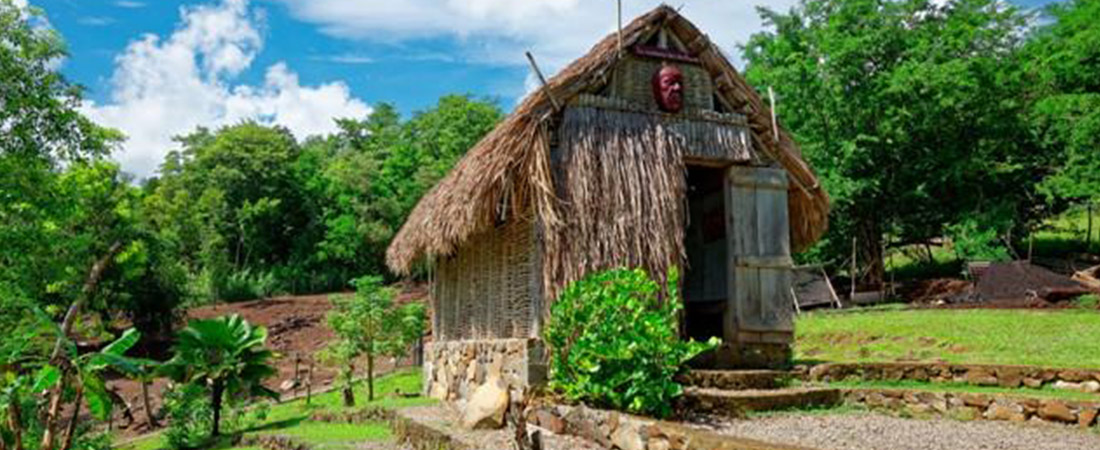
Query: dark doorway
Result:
<box><xmin>682</xmin><ymin>165</ymin><xmax>728</xmax><ymax>342</ymax></box>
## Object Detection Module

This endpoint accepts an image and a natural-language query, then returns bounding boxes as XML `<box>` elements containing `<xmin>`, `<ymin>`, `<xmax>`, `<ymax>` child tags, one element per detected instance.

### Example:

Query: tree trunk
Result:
<box><xmin>367</xmin><ymin>350</ymin><xmax>375</xmax><ymax>402</ymax></box>
<box><xmin>856</xmin><ymin>220</ymin><xmax>885</xmax><ymax>288</ymax></box>
<box><xmin>42</xmin><ymin>243</ymin><xmax>123</xmax><ymax>450</ymax></box>
<box><xmin>60</xmin><ymin>383</ymin><xmax>84</xmax><ymax>450</ymax></box>
<box><xmin>141</xmin><ymin>380</ymin><xmax>158</xmax><ymax>429</ymax></box>
<box><xmin>210</xmin><ymin>380</ymin><xmax>224</xmax><ymax>437</ymax></box>
<box><xmin>341</xmin><ymin>363</ymin><xmax>355</xmax><ymax>407</ymax></box>
<box><xmin>7</xmin><ymin>396</ymin><xmax>22</xmax><ymax>450</ymax></box>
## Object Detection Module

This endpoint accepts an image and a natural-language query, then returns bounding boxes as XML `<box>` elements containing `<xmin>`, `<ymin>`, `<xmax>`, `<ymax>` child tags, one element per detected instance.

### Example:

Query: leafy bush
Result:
<box><xmin>1074</xmin><ymin>294</ymin><xmax>1099</xmax><ymax>310</ymax></box>
<box><xmin>543</xmin><ymin>268</ymin><xmax>716</xmax><ymax>418</ymax></box>
<box><xmin>163</xmin><ymin>383</ymin><xmax>213</xmax><ymax>450</ymax></box>
<box><xmin>947</xmin><ymin>218</ymin><xmax>1011</xmax><ymax>264</ymax></box>
<box><xmin>218</xmin><ymin>269</ymin><xmax>283</xmax><ymax>302</ymax></box>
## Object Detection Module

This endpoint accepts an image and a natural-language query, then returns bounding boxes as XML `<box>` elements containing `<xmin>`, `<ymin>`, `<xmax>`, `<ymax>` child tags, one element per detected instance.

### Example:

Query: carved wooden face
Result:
<box><xmin>652</xmin><ymin>64</ymin><xmax>684</xmax><ymax>112</ymax></box>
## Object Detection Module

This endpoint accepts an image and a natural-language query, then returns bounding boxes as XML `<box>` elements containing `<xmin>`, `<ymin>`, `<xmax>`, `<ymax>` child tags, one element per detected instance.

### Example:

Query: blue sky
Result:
<box><xmin>29</xmin><ymin>0</ymin><xmax>1059</xmax><ymax>178</ymax></box>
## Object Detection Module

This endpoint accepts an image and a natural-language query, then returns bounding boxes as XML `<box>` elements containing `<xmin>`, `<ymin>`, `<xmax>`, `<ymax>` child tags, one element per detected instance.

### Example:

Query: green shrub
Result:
<box><xmin>218</xmin><ymin>269</ymin><xmax>283</xmax><ymax>302</ymax></box>
<box><xmin>1075</xmin><ymin>294</ymin><xmax>1100</xmax><ymax>309</ymax></box>
<box><xmin>543</xmin><ymin>268</ymin><xmax>716</xmax><ymax>418</ymax></box>
<box><xmin>163</xmin><ymin>383</ymin><xmax>213</xmax><ymax>449</ymax></box>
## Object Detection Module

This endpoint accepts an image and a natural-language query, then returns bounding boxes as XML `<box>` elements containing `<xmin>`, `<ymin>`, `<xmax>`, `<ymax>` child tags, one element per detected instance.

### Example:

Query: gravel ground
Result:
<box><xmin>706</xmin><ymin>411</ymin><xmax>1100</xmax><ymax>450</ymax></box>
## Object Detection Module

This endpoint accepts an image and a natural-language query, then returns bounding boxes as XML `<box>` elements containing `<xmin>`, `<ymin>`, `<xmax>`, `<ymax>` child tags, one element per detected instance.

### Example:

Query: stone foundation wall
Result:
<box><xmin>844</xmin><ymin>389</ymin><xmax>1100</xmax><ymax>429</ymax></box>
<box><xmin>424</xmin><ymin>338</ymin><xmax>546</xmax><ymax>401</ymax></box>
<box><xmin>807</xmin><ymin>363</ymin><xmax>1100</xmax><ymax>392</ymax></box>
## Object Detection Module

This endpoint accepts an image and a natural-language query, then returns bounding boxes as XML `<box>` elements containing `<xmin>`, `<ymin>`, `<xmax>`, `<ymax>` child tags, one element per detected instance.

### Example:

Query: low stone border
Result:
<box><xmin>678</xmin><ymin>370</ymin><xmax>788</xmax><ymax>391</ymax></box>
<box><xmin>310</xmin><ymin>406</ymin><xmax>395</xmax><ymax>424</ymax></box>
<box><xmin>239</xmin><ymin>435</ymin><xmax>313</xmax><ymax>450</ymax></box>
<box><xmin>391</xmin><ymin>409</ymin><xmax>472</xmax><ymax>450</ymax></box>
<box><xmin>805</xmin><ymin>363</ymin><xmax>1100</xmax><ymax>392</ymax></box>
<box><xmin>527</xmin><ymin>404</ymin><xmax>812</xmax><ymax>450</ymax></box>
<box><xmin>843</xmin><ymin>388</ymin><xmax>1100</xmax><ymax>429</ymax></box>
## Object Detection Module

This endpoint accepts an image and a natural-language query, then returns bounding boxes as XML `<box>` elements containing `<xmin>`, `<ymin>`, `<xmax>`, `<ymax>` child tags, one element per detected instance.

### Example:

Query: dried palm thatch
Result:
<box><xmin>546</xmin><ymin>106</ymin><xmax>687</xmax><ymax>300</ymax></box>
<box><xmin>387</xmin><ymin>5</ymin><xmax>830</xmax><ymax>278</ymax></box>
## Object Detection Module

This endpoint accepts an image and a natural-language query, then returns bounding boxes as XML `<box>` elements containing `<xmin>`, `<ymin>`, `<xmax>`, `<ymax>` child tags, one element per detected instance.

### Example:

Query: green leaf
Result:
<box><xmin>32</xmin><ymin>365</ymin><xmax>61</xmax><ymax>392</ymax></box>
<box><xmin>102</xmin><ymin>328</ymin><xmax>141</xmax><ymax>357</ymax></box>
<box><xmin>84</xmin><ymin>375</ymin><xmax>112</xmax><ymax>421</ymax></box>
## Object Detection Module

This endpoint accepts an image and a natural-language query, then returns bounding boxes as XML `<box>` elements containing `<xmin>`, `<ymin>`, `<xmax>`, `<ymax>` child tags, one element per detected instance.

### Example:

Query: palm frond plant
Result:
<box><xmin>159</xmin><ymin>315</ymin><xmax>278</xmax><ymax>437</ymax></box>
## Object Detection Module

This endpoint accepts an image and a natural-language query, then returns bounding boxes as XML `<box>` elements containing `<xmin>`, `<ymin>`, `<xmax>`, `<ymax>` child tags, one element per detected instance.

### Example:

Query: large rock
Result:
<box><xmin>461</xmin><ymin>376</ymin><xmax>510</xmax><ymax>430</ymax></box>
<box><xmin>1039</xmin><ymin>401</ymin><xmax>1077</xmax><ymax>423</ymax></box>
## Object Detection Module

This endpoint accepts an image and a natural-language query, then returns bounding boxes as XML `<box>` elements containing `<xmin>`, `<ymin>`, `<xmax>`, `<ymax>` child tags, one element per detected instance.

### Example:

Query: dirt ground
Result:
<box><xmin>106</xmin><ymin>283</ymin><xmax>429</xmax><ymax>436</ymax></box>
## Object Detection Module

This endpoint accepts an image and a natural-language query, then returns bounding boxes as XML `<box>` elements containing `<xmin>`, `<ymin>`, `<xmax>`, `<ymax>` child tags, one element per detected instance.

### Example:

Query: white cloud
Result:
<box><xmin>115</xmin><ymin>1</ymin><xmax>146</xmax><ymax>8</ymax></box>
<box><xmin>273</xmin><ymin>0</ymin><xmax>799</xmax><ymax>71</ymax></box>
<box><xmin>312</xmin><ymin>54</ymin><xmax>375</xmax><ymax>64</ymax></box>
<box><xmin>78</xmin><ymin>16</ymin><xmax>115</xmax><ymax>26</ymax></box>
<box><xmin>83</xmin><ymin>0</ymin><xmax>371</xmax><ymax>179</ymax></box>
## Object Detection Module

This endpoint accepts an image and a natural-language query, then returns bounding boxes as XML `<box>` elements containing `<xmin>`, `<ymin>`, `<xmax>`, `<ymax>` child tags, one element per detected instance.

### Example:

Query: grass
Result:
<box><xmin>121</xmin><ymin>369</ymin><xmax>433</xmax><ymax>450</ymax></box>
<box><xmin>795</xmin><ymin>308</ymin><xmax>1100</xmax><ymax>369</ymax></box>
<box><xmin>820</xmin><ymin>379</ymin><xmax>1100</xmax><ymax>402</ymax></box>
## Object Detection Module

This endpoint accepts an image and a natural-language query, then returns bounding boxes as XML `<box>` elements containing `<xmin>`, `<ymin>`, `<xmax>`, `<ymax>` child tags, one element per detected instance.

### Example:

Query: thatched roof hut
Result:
<box><xmin>392</xmin><ymin>5</ymin><xmax>830</xmax><ymax>400</ymax></box>
<box><xmin>388</xmin><ymin>6</ymin><xmax>827</xmax><ymax>276</ymax></box>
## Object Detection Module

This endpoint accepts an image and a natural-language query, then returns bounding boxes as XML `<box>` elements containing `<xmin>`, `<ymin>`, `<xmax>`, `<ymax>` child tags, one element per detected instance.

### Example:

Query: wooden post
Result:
<box><xmin>617</xmin><ymin>0</ymin><xmax>623</xmax><ymax>56</ymax></box>
<box><xmin>306</xmin><ymin>361</ymin><xmax>314</xmax><ymax>406</ymax></box>
<box><xmin>1082</xmin><ymin>200</ymin><xmax>1091</xmax><ymax>250</ymax></box>
<box><xmin>850</xmin><ymin>237</ymin><xmax>858</xmax><ymax>299</ymax></box>
<box><xmin>791</xmin><ymin>287</ymin><xmax>801</xmax><ymax>315</ymax></box>
<box><xmin>525</xmin><ymin>52</ymin><xmax>561</xmax><ymax>111</ymax></box>
<box><xmin>768</xmin><ymin>87</ymin><xmax>779</xmax><ymax>143</ymax></box>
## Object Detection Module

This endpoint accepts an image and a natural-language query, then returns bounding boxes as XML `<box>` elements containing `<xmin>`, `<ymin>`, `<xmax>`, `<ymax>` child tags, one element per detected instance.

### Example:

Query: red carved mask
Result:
<box><xmin>652</xmin><ymin>64</ymin><xmax>684</xmax><ymax>113</ymax></box>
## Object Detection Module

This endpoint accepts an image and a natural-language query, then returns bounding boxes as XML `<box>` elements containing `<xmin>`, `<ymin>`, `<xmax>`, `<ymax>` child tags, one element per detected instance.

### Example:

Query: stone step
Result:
<box><xmin>678</xmin><ymin>370</ymin><xmax>791</xmax><ymax>390</ymax></box>
<box><xmin>683</xmin><ymin>387</ymin><xmax>843</xmax><ymax>417</ymax></box>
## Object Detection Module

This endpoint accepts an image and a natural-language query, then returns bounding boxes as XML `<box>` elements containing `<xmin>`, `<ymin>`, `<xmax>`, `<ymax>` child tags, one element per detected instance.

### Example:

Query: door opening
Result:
<box><xmin>682</xmin><ymin>165</ymin><xmax>728</xmax><ymax>342</ymax></box>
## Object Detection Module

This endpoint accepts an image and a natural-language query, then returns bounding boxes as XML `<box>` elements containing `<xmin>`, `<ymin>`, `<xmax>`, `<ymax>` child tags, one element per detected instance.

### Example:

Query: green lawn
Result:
<box><xmin>796</xmin><ymin>309</ymin><xmax>1100</xmax><ymax>369</ymax></box>
<box><xmin>121</xmin><ymin>369</ymin><xmax>434</xmax><ymax>450</ymax></box>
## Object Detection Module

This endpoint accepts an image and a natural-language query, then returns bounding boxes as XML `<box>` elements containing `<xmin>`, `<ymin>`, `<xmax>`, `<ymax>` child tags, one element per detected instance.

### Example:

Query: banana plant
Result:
<box><xmin>1</xmin><ymin>365</ymin><xmax>60</xmax><ymax>450</ymax></box>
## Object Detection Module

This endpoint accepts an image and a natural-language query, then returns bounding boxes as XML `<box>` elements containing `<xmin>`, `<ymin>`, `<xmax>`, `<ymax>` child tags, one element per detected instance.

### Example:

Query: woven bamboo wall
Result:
<box><xmin>434</xmin><ymin>219</ymin><xmax>538</xmax><ymax>341</ymax></box>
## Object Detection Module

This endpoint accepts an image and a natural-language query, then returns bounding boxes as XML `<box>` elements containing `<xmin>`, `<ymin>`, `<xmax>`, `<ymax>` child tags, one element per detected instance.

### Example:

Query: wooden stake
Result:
<box><xmin>768</xmin><ymin>86</ymin><xmax>779</xmax><ymax>143</ymax></box>
<box><xmin>1088</xmin><ymin>202</ymin><xmax>1094</xmax><ymax>252</ymax></box>
<box><xmin>306</xmin><ymin>361</ymin><xmax>314</xmax><ymax>406</ymax></box>
<box><xmin>617</xmin><ymin>0</ymin><xmax>623</xmax><ymax>56</ymax></box>
<box><xmin>850</xmin><ymin>237</ymin><xmax>858</xmax><ymax>299</ymax></box>
<box><xmin>791</xmin><ymin>287</ymin><xmax>801</xmax><ymax>315</ymax></box>
<box><xmin>525</xmin><ymin>52</ymin><xmax>561</xmax><ymax>111</ymax></box>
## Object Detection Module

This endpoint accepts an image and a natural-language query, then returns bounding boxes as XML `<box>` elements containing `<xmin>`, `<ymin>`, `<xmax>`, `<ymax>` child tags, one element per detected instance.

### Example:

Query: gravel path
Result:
<box><xmin>707</xmin><ymin>412</ymin><xmax>1100</xmax><ymax>450</ymax></box>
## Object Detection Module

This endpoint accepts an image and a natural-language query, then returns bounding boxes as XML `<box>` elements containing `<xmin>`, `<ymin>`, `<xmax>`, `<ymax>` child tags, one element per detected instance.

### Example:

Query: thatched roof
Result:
<box><xmin>387</xmin><ymin>5</ymin><xmax>829</xmax><ymax>275</ymax></box>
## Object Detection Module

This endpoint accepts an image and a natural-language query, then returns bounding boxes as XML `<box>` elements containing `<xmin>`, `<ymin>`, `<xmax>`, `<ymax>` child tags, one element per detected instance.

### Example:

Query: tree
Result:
<box><xmin>160</xmin><ymin>315</ymin><xmax>278</xmax><ymax>437</ymax></box>
<box><xmin>1026</xmin><ymin>0</ymin><xmax>1100</xmax><ymax>213</ymax></box>
<box><xmin>743</xmin><ymin>0</ymin><xmax>1038</xmax><ymax>275</ymax></box>
<box><xmin>322</xmin><ymin>276</ymin><xmax>424</xmax><ymax>406</ymax></box>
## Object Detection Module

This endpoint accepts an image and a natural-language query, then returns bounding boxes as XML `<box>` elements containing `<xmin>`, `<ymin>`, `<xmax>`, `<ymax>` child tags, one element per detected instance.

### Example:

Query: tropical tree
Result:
<box><xmin>743</xmin><ymin>0</ymin><xmax>1038</xmax><ymax>275</ymax></box>
<box><xmin>323</xmin><ymin>276</ymin><xmax>425</xmax><ymax>405</ymax></box>
<box><xmin>1026</xmin><ymin>0</ymin><xmax>1100</xmax><ymax>246</ymax></box>
<box><xmin>160</xmin><ymin>315</ymin><xmax>278</xmax><ymax>437</ymax></box>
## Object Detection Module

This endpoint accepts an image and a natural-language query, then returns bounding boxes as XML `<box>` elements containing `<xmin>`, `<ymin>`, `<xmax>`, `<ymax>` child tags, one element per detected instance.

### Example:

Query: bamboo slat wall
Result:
<box><xmin>434</xmin><ymin>219</ymin><xmax>537</xmax><ymax>341</ymax></box>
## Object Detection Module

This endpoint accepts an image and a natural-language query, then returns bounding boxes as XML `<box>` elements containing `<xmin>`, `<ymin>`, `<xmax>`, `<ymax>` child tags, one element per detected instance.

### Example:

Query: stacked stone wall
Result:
<box><xmin>806</xmin><ymin>362</ymin><xmax>1100</xmax><ymax>392</ymax></box>
<box><xmin>424</xmin><ymin>338</ymin><xmax>546</xmax><ymax>401</ymax></box>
